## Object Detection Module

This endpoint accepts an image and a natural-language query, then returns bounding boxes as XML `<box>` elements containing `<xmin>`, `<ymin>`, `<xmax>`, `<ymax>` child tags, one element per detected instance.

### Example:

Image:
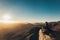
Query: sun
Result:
<box><xmin>0</xmin><ymin>14</ymin><xmax>18</xmax><ymax>23</ymax></box>
<box><xmin>1</xmin><ymin>14</ymin><xmax>12</xmax><ymax>23</ymax></box>
<box><xmin>2</xmin><ymin>15</ymin><xmax>11</xmax><ymax>21</ymax></box>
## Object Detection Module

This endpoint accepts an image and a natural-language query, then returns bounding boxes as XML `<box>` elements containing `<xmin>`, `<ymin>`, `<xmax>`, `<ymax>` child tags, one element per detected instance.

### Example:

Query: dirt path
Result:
<box><xmin>39</xmin><ymin>29</ymin><xmax>53</xmax><ymax>40</ymax></box>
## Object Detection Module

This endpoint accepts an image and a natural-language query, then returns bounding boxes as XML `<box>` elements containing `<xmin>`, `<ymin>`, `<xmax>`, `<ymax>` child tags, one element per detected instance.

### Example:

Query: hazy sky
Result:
<box><xmin>0</xmin><ymin>0</ymin><xmax>60</xmax><ymax>23</ymax></box>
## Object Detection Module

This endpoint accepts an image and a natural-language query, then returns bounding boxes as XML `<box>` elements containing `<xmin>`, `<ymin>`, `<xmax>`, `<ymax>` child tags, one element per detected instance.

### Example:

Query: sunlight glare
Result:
<box><xmin>2</xmin><ymin>15</ymin><xmax>11</xmax><ymax>21</ymax></box>
<box><xmin>1</xmin><ymin>14</ymin><xmax>12</xmax><ymax>23</ymax></box>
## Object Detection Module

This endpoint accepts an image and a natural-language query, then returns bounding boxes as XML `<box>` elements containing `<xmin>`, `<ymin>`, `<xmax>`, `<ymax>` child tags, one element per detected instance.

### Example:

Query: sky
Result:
<box><xmin>0</xmin><ymin>0</ymin><xmax>60</xmax><ymax>23</ymax></box>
